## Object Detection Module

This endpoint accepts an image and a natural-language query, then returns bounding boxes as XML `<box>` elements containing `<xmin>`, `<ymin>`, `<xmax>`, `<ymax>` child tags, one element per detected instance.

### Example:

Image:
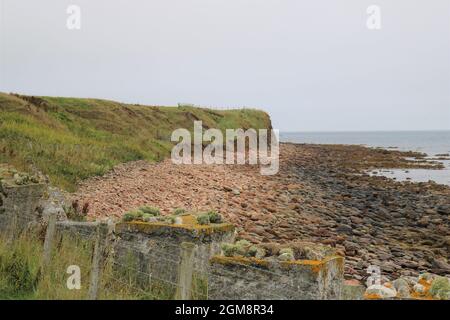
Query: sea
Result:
<box><xmin>280</xmin><ymin>131</ymin><xmax>450</xmax><ymax>186</ymax></box>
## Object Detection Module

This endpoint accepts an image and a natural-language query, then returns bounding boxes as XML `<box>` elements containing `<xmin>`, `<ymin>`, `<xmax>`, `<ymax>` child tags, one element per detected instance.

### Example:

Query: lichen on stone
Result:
<box><xmin>364</xmin><ymin>284</ymin><xmax>397</xmax><ymax>299</ymax></box>
<box><xmin>418</xmin><ymin>272</ymin><xmax>435</xmax><ymax>284</ymax></box>
<box><xmin>278</xmin><ymin>247</ymin><xmax>295</xmax><ymax>261</ymax></box>
<box><xmin>210</xmin><ymin>255</ymin><xmax>270</xmax><ymax>268</ymax></box>
<box><xmin>392</xmin><ymin>278</ymin><xmax>411</xmax><ymax>298</ymax></box>
<box><xmin>429</xmin><ymin>276</ymin><xmax>450</xmax><ymax>300</ymax></box>
<box><xmin>278</xmin><ymin>252</ymin><xmax>295</xmax><ymax>261</ymax></box>
<box><xmin>117</xmin><ymin>214</ymin><xmax>235</xmax><ymax>238</ymax></box>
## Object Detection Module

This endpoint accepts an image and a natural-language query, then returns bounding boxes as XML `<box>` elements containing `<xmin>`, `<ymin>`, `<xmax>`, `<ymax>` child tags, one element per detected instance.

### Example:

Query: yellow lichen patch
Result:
<box><xmin>281</xmin><ymin>259</ymin><xmax>323</xmax><ymax>273</ymax></box>
<box><xmin>418</xmin><ymin>278</ymin><xmax>432</xmax><ymax>287</ymax></box>
<box><xmin>116</xmin><ymin>215</ymin><xmax>235</xmax><ymax>237</ymax></box>
<box><xmin>180</xmin><ymin>215</ymin><xmax>197</xmax><ymax>225</ymax></box>
<box><xmin>210</xmin><ymin>256</ymin><xmax>270</xmax><ymax>268</ymax></box>
<box><xmin>411</xmin><ymin>280</ymin><xmax>433</xmax><ymax>300</ymax></box>
<box><xmin>282</xmin><ymin>259</ymin><xmax>323</xmax><ymax>266</ymax></box>
<box><xmin>280</xmin><ymin>256</ymin><xmax>343</xmax><ymax>274</ymax></box>
<box><xmin>364</xmin><ymin>293</ymin><xmax>382</xmax><ymax>300</ymax></box>
<box><xmin>410</xmin><ymin>291</ymin><xmax>434</xmax><ymax>300</ymax></box>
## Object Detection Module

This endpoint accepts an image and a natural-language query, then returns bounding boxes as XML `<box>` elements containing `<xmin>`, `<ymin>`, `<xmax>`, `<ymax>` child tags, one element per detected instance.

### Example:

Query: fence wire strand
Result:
<box><xmin>2</xmin><ymin>214</ymin><xmax>312</xmax><ymax>300</ymax></box>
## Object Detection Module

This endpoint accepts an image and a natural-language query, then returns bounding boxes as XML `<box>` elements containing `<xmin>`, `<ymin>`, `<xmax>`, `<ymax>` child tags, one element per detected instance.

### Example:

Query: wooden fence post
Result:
<box><xmin>175</xmin><ymin>242</ymin><xmax>196</xmax><ymax>300</ymax></box>
<box><xmin>41</xmin><ymin>212</ymin><xmax>57</xmax><ymax>271</ymax></box>
<box><xmin>5</xmin><ymin>203</ymin><xmax>23</xmax><ymax>244</ymax></box>
<box><xmin>88</xmin><ymin>222</ymin><xmax>109</xmax><ymax>300</ymax></box>
<box><xmin>7</xmin><ymin>211</ymin><xmax>18</xmax><ymax>244</ymax></box>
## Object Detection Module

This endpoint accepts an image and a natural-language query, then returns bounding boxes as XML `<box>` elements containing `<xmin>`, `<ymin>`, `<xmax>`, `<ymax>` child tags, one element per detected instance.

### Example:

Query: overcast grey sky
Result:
<box><xmin>0</xmin><ymin>0</ymin><xmax>449</xmax><ymax>131</ymax></box>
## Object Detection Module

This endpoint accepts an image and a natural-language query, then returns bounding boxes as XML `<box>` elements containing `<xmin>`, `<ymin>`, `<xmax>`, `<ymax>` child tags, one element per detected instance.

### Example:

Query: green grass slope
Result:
<box><xmin>0</xmin><ymin>93</ymin><xmax>271</xmax><ymax>191</ymax></box>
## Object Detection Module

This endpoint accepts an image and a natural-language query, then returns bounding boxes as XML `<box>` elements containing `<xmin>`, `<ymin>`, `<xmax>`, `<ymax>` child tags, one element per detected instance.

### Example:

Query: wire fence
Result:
<box><xmin>0</xmin><ymin>212</ymin><xmax>335</xmax><ymax>300</ymax></box>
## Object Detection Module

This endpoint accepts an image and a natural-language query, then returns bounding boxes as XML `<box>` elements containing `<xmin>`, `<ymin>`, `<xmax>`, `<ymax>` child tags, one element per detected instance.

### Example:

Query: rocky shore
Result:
<box><xmin>73</xmin><ymin>143</ymin><xmax>450</xmax><ymax>281</ymax></box>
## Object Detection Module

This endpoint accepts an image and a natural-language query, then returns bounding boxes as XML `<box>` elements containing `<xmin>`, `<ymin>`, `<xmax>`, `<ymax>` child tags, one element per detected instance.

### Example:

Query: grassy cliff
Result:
<box><xmin>0</xmin><ymin>93</ymin><xmax>271</xmax><ymax>191</ymax></box>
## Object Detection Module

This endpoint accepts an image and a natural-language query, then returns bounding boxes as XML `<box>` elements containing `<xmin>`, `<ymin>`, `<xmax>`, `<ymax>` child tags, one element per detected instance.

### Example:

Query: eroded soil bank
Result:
<box><xmin>73</xmin><ymin>143</ymin><xmax>450</xmax><ymax>280</ymax></box>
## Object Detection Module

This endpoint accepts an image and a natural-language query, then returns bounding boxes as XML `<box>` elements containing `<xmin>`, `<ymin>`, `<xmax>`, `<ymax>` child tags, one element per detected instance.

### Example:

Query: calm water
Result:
<box><xmin>280</xmin><ymin>131</ymin><xmax>450</xmax><ymax>186</ymax></box>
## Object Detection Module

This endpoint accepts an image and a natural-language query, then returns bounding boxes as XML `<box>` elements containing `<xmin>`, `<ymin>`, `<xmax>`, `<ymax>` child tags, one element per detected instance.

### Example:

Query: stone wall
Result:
<box><xmin>0</xmin><ymin>181</ymin><xmax>46</xmax><ymax>232</ymax></box>
<box><xmin>0</xmin><ymin>175</ymin><xmax>346</xmax><ymax>300</ymax></box>
<box><xmin>114</xmin><ymin>219</ymin><xmax>236</xmax><ymax>286</ymax></box>
<box><xmin>56</xmin><ymin>220</ymin><xmax>100</xmax><ymax>237</ymax></box>
<box><xmin>208</xmin><ymin>255</ymin><xmax>344</xmax><ymax>300</ymax></box>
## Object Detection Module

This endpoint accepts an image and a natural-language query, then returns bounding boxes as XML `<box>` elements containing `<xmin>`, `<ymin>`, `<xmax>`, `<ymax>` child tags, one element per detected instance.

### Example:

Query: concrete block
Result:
<box><xmin>114</xmin><ymin>215</ymin><xmax>235</xmax><ymax>288</ymax></box>
<box><xmin>208</xmin><ymin>255</ymin><xmax>344</xmax><ymax>300</ymax></box>
<box><xmin>0</xmin><ymin>179</ymin><xmax>46</xmax><ymax>232</ymax></box>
